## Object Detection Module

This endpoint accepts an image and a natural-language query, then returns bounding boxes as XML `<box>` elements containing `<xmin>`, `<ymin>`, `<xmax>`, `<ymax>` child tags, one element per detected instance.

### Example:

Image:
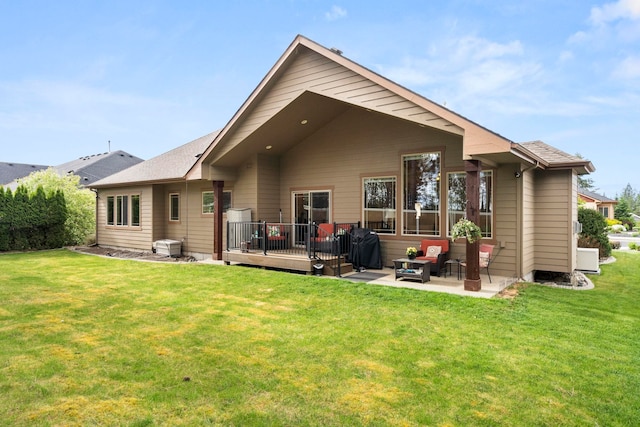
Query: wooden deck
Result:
<box><xmin>223</xmin><ymin>248</ymin><xmax>353</xmax><ymax>275</ymax></box>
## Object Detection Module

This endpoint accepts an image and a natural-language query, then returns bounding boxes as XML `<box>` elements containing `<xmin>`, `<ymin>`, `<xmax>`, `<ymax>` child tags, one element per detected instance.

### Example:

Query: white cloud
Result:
<box><xmin>589</xmin><ymin>0</ymin><xmax>640</xmax><ymax>25</ymax></box>
<box><xmin>325</xmin><ymin>5</ymin><xmax>347</xmax><ymax>22</ymax></box>
<box><xmin>380</xmin><ymin>36</ymin><xmax>536</xmax><ymax>102</ymax></box>
<box><xmin>612</xmin><ymin>55</ymin><xmax>640</xmax><ymax>79</ymax></box>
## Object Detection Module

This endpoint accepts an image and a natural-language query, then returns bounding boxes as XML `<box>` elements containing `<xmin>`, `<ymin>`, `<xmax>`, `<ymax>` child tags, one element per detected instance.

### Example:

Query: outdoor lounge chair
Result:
<box><xmin>266</xmin><ymin>224</ymin><xmax>288</xmax><ymax>250</ymax></box>
<box><xmin>415</xmin><ymin>239</ymin><xmax>450</xmax><ymax>277</ymax></box>
<box><xmin>460</xmin><ymin>243</ymin><xmax>496</xmax><ymax>283</ymax></box>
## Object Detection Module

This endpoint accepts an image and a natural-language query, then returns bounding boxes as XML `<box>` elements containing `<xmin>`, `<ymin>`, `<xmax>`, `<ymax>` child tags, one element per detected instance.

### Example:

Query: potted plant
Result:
<box><xmin>451</xmin><ymin>217</ymin><xmax>482</xmax><ymax>243</ymax></box>
<box><xmin>406</xmin><ymin>246</ymin><xmax>418</xmax><ymax>259</ymax></box>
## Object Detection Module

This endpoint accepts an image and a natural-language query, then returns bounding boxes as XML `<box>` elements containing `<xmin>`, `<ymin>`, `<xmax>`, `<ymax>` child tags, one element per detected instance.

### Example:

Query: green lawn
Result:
<box><xmin>0</xmin><ymin>249</ymin><xmax>638</xmax><ymax>426</ymax></box>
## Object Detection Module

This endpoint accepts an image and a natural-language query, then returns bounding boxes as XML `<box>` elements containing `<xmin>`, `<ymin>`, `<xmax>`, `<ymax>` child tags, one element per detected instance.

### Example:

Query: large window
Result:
<box><xmin>403</xmin><ymin>152</ymin><xmax>440</xmax><ymax>235</ymax></box>
<box><xmin>447</xmin><ymin>170</ymin><xmax>493</xmax><ymax>238</ymax></box>
<box><xmin>202</xmin><ymin>190</ymin><xmax>232</xmax><ymax>214</ymax></box>
<box><xmin>363</xmin><ymin>177</ymin><xmax>396</xmax><ymax>233</ymax></box>
<box><xmin>170</xmin><ymin>193</ymin><xmax>180</xmax><ymax>222</ymax></box>
<box><xmin>106</xmin><ymin>193</ymin><xmax>140</xmax><ymax>227</ymax></box>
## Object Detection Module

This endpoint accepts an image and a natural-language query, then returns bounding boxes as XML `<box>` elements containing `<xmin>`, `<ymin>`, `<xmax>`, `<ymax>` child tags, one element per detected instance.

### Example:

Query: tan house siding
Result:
<box><xmin>96</xmin><ymin>186</ymin><xmax>154</xmax><ymax>251</ymax></box>
<box><xmin>492</xmin><ymin>165</ymin><xmax>518</xmax><ymax>278</ymax></box>
<box><xmin>570</xmin><ymin>172</ymin><xmax>578</xmax><ymax>271</ymax></box>
<box><xmin>521</xmin><ymin>170</ymin><xmax>536</xmax><ymax>278</ymax></box>
<box><xmin>152</xmin><ymin>185</ymin><xmax>165</xmax><ymax>242</ymax></box>
<box><xmin>212</xmin><ymin>48</ymin><xmax>460</xmax><ymax>164</ymax></box>
<box><xmin>184</xmin><ymin>182</ymin><xmax>214</xmax><ymax>256</ymax></box>
<box><xmin>533</xmin><ymin>170</ymin><xmax>574</xmax><ymax>273</ymax></box>
<box><xmin>256</xmin><ymin>154</ymin><xmax>281</xmax><ymax>222</ymax></box>
<box><xmin>231</xmin><ymin>154</ymin><xmax>258</xmax><ymax>218</ymax></box>
<box><xmin>278</xmin><ymin>107</ymin><xmax>461</xmax><ymax>266</ymax></box>
<box><xmin>163</xmin><ymin>183</ymin><xmax>187</xmax><ymax>244</ymax></box>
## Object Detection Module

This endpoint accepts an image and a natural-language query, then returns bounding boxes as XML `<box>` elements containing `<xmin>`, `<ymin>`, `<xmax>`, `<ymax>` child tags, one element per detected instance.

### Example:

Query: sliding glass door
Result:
<box><xmin>293</xmin><ymin>191</ymin><xmax>331</xmax><ymax>243</ymax></box>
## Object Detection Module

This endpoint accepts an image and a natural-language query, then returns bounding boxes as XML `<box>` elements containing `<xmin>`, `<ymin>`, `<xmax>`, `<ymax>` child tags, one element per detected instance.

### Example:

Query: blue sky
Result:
<box><xmin>1</xmin><ymin>1</ymin><xmax>638</xmax><ymax>197</ymax></box>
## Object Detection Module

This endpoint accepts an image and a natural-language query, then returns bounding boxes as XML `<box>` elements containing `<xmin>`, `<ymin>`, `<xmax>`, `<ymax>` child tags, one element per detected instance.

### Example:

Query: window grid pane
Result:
<box><xmin>446</xmin><ymin>171</ymin><xmax>493</xmax><ymax>238</ymax></box>
<box><xmin>202</xmin><ymin>191</ymin><xmax>214</xmax><ymax>214</ymax></box>
<box><xmin>403</xmin><ymin>153</ymin><xmax>440</xmax><ymax>236</ymax></box>
<box><xmin>363</xmin><ymin>177</ymin><xmax>396</xmax><ymax>233</ymax></box>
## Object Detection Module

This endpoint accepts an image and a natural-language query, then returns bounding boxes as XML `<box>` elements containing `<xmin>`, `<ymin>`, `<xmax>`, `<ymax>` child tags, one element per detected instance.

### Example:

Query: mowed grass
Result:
<box><xmin>0</xmin><ymin>250</ymin><xmax>638</xmax><ymax>426</ymax></box>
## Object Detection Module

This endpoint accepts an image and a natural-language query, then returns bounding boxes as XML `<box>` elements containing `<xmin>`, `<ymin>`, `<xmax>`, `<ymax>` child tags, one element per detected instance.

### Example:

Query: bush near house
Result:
<box><xmin>578</xmin><ymin>207</ymin><xmax>611</xmax><ymax>258</ymax></box>
<box><xmin>0</xmin><ymin>186</ymin><xmax>67</xmax><ymax>251</ymax></box>
<box><xmin>15</xmin><ymin>168</ymin><xmax>95</xmax><ymax>245</ymax></box>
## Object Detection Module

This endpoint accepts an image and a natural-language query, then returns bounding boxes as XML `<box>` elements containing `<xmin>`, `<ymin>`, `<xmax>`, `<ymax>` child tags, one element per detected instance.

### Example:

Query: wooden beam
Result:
<box><xmin>464</xmin><ymin>160</ymin><xmax>482</xmax><ymax>291</ymax></box>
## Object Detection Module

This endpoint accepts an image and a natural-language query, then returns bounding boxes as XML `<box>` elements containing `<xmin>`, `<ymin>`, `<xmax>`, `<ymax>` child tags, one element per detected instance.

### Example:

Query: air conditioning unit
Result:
<box><xmin>154</xmin><ymin>239</ymin><xmax>182</xmax><ymax>257</ymax></box>
<box><xmin>576</xmin><ymin>248</ymin><xmax>600</xmax><ymax>274</ymax></box>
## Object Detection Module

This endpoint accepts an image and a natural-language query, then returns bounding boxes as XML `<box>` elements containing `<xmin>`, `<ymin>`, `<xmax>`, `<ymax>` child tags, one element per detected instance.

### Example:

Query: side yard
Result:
<box><xmin>0</xmin><ymin>249</ymin><xmax>638</xmax><ymax>425</ymax></box>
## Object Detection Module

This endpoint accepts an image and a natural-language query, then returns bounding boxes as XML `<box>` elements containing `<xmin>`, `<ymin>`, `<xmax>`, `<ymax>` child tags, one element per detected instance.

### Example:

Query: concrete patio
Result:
<box><xmin>338</xmin><ymin>267</ymin><xmax>517</xmax><ymax>299</ymax></box>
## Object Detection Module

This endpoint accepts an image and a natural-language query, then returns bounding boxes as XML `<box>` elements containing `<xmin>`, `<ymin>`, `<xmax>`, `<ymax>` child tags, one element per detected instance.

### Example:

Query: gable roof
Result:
<box><xmin>91</xmin><ymin>130</ymin><xmax>220</xmax><ymax>187</ymax></box>
<box><xmin>0</xmin><ymin>162</ymin><xmax>49</xmax><ymax>185</ymax></box>
<box><xmin>197</xmin><ymin>35</ymin><xmax>516</xmax><ymax>173</ymax></box>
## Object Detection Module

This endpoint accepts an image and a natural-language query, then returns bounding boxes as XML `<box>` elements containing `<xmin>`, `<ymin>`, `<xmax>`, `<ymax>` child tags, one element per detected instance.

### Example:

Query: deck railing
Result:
<box><xmin>226</xmin><ymin>221</ymin><xmax>360</xmax><ymax>275</ymax></box>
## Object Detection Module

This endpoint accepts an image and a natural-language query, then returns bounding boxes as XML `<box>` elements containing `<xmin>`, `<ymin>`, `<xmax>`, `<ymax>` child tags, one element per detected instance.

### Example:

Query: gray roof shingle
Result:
<box><xmin>91</xmin><ymin>130</ymin><xmax>220</xmax><ymax>187</ymax></box>
<box><xmin>0</xmin><ymin>162</ymin><xmax>49</xmax><ymax>185</ymax></box>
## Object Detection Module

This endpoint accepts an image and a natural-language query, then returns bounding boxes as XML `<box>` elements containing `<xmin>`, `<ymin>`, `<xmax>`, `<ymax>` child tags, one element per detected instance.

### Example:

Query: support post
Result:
<box><xmin>213</xmin><ymin>180</ymin><xmax>224</xmax><ymax>260</ymax></box>
<box><xmin>464</xmin><ymin>160</ymin><xmax>482</xmax><ymax>291</ymax></box>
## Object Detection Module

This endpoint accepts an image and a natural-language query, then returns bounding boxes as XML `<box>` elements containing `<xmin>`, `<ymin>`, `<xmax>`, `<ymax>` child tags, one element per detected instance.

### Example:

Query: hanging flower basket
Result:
<box><xmin>451</xmin><ymin>218</ymin><xmax>482</xmax><ymax>243</ymax></box>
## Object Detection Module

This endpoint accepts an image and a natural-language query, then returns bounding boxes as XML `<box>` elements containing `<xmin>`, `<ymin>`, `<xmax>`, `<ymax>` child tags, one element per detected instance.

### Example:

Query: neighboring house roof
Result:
<box><xmin>0</xmin><ymin>162</ymin><xmax>49</xmax><ymax>185</ymax></box>
<box><xmin>54</xmin><ymin>150</ymin><xmax>143</xmax><ymax>186</ymax></box>
<box><xmin>578</xmin><ymin>188</ymin><xmax>618</xmax><ymax>204</ymax></box>
<box><xmin>92</xmin><ymin>131</ymin><xmax>220</xmax><ymax>187</ymax></box>
<box><xmin>2</xmin><ymin>150</ymin><xmax>143</xmax><ymax>191</ymax></box>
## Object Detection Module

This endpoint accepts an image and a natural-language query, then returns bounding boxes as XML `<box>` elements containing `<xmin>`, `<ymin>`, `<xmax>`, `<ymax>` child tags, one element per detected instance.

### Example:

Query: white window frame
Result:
<box><xmin>402</xmin><ymin>152</ymin><xmax>441</xmax><ymax>236</ymax></box>
<box><xmin>363</xmin><ymin>176</ymin><xmax>396</xmax><ymax>234</ymax></box>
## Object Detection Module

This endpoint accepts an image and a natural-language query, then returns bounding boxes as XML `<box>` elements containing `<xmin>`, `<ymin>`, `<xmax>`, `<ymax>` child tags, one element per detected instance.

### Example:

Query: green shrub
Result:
<box><xmin>0</xmin><ymin>185</ymin><xmax>67</xmax><ymax>251</ymax></box>
<box><xmin>578</xmin><ymin>207</ymin><xmax>612</xmax><ymax>258</ymax></box>
<box><xmin>629</xmin><ymin>242</ymin><xmax>638</xmax><ymax>251</ymax></box>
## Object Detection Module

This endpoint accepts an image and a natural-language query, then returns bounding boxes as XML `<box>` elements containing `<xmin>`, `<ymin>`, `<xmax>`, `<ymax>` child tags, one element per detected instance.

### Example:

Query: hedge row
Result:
<box><xmin>0</xmin><ymin>186</ymin><xmax>67</xmax><ymax>251</ymax></box>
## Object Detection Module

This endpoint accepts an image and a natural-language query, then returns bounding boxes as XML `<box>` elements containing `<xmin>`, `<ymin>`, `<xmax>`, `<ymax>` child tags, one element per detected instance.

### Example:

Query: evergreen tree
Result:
<box><xmin>614</xmin><ymin>198</ymin><xmax>634</xmax><ymax>230</ymax></box>
<box><xmin>17</xmin><ymin>168</ymin><xmax>95</xmax><ymax>245</ymax></box>
<box><xmin>578</xmin><ymin>207</ymin><xmax>611</xmax><ymax>258</ymax></box>
<box><xmin>0</xmin><ymin>188</ymin><xmax>9</xmax><ymax>251</ymax></box>
<box><xmin>618</xmin><ymin>183</ymin><xmax>639</xmax><ymax>214</ymax></box>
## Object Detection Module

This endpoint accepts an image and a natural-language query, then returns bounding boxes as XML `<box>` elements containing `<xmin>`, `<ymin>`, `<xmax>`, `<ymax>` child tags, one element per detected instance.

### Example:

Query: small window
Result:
<box><xmin>131</xmin><ymin>195</ymin><xmax>140</xmax><ymax>226</ymax></box>
<box><xmin>106</xmin><ymin>196</ymin><xmax>115</xmax><ymax>225</ymax></box>
<box><xmin>170</xmin><ymin>193</ymin><xmax>180</xmax><ymax>221</ymax></box>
